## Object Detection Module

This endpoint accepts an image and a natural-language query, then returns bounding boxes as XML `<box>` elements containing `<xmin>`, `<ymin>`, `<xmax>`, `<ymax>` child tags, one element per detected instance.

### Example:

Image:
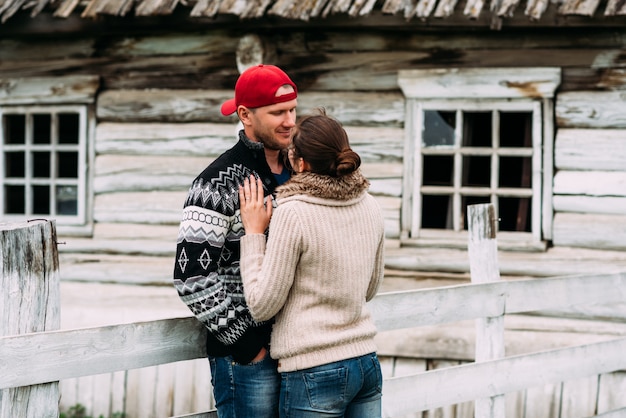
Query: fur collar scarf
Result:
<box><xmin>276</xmin><ymin>170</ymin><xmax>370</xmax><ymax>202</ymax></box>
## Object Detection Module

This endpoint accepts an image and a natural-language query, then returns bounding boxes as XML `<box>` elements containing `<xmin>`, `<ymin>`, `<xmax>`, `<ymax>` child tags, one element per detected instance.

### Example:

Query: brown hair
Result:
<box><xmin>290</xmin><ymin>108</ymin><xmax>361</xmax><ymax>177</ymax></box>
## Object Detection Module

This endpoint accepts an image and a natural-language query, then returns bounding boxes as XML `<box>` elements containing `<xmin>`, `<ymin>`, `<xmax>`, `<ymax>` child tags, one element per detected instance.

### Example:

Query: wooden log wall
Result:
<box><xmin>0</xmin><ymin>27</ymin><xmax>625</xmax><ymax>274</ymax></box>
<box><xmin>554</xmin><ymin>97</ymin><xmax>626</xmax><ymax>251</ymax></box>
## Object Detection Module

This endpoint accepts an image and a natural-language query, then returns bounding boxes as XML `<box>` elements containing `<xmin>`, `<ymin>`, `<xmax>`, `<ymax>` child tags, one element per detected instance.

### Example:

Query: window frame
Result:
<box><xmin>398</xmin><ymin>68</ymin><xmax>561</xmax><ymax>250</ymax></box>
<box><xmin>1</xmin><ymin>105</ymin><xmax>89</xmax><ymax>225</ymax></box>
<box><xmin>0</xmin><ymin>75</ymin><xmax>98</xmax><ymax>236</ymax></box>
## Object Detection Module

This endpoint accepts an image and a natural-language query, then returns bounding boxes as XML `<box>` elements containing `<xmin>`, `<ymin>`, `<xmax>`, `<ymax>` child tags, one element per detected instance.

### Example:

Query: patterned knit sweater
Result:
<box><xmin>173</xmin><ymin>131</ymin><xmax>283</xmax><ymax>364</ymax></box>
<box><xmin>240</xmin><ymin>170</ymin><xmax>385</xmax><ymax>372</ymax></box>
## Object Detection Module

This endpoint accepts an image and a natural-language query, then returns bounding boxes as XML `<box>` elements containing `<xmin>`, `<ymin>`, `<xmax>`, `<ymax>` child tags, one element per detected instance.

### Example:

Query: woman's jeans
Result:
<box><xmin>208</xmin><ymin>350</ymin><xmax>280</xmax><ymax>418</ymax></box>
<box><xmin>279</xmin><ymin>352</ymin><xmax>383</xmax><ymax>418</ymax></box>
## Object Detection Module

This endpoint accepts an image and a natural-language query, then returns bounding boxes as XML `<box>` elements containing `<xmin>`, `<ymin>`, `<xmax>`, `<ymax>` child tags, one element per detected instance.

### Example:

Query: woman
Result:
<box><xmin>238</xmin><ymin>109</ymin><xmax>386</xmax><ymax>418</ymax></box>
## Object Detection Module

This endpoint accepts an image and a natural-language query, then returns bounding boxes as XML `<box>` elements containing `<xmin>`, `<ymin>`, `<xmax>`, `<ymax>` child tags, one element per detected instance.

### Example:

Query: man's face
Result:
<box><xmin>241</xmin><ymin>85</ymin><xmax>297</xmax><ymax>151</ymax></box>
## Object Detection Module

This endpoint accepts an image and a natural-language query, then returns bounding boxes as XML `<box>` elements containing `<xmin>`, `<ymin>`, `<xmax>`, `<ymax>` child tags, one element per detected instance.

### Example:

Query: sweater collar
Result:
<box><xmin>276</xmin><ymin>171</ymin><xmax>370</xmax><ymax>201</ymax></box>
<box><xmin>239</xmin><ymin>129</ymin><xmax>264</xmax><ymax>151</ymax></box>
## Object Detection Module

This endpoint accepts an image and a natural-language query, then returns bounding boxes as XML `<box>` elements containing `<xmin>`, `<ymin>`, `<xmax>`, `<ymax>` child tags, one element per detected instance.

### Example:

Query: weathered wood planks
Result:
<box><xmin>555</xmin><ymin>129</ymin><xmax>626</xmax><ymax>171</ymax></box>
<box><xmin>0</xmin><ymin>221</ymin><xmax>61</xmax><ymax>418</ymax></box>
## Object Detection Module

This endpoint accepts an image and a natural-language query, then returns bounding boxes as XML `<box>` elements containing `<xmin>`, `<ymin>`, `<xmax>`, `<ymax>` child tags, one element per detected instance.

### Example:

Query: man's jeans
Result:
<box><xmin>208</xmin><ymin>350</ymin><xmax>280</xmax><ymax>418</ymax></box>
<box><xmin>279</xmin><ymin>352</ymin><xmax>383</xmax><ymax>418</ymax></box>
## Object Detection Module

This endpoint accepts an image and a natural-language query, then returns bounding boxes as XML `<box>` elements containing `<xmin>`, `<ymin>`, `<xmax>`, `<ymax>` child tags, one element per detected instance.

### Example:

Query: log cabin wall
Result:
<box><xmin>554</xmin><ymin>95</ymin><xmax>626</xmax><ymax>250</ymax></box>
<box><xmin>0</xmin><ymin>19</ymin><xmax>625</xmax><ymax>280</ymax></box>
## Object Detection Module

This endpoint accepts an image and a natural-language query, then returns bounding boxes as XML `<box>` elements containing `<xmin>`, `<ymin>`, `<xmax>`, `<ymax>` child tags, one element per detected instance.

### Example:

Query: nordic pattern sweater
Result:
<box><xmin>173</xmin><ymin>131</ymin><xmax>283</xmax><ymax>364</ymax></box>
<box><xmin>240</xmin><ymin>170</ymin><xmax>385</xmax><ymax>372</ymax></box>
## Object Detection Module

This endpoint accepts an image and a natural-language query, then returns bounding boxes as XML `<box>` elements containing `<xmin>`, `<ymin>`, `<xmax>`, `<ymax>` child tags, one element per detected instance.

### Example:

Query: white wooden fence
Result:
<box><xmin>1</xmin><ymin>206</ymin><xmax>626</xmax><ymax>418</ymax></box>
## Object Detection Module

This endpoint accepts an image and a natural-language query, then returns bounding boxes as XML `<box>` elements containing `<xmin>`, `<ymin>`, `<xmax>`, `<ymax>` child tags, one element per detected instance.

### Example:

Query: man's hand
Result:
<box><xmin>250</xmin><ymin>347</ymin><xmax>267</xmax><ymax>364</ymax></box>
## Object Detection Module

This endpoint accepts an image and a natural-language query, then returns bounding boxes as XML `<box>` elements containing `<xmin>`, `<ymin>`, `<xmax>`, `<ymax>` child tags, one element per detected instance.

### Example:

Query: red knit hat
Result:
<box><xmin>220</xmin><ymin>64</ymin><xmax>298</xmax><ymax>116</ymax></box>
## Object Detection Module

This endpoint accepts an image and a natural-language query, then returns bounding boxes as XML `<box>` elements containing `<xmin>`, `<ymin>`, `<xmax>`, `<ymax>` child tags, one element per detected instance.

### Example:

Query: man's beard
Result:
<box><xmin>254</xmin><ymin>129</ymin><xmax>286</xmax><ymax>151</ymax></box>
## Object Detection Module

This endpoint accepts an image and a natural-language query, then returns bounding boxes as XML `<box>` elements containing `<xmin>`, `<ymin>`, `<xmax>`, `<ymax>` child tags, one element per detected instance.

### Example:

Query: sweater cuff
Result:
<box><xmin>241</xmin><ymin>233</ymin><xmax>267</xmax><ymax>255</ymax></box>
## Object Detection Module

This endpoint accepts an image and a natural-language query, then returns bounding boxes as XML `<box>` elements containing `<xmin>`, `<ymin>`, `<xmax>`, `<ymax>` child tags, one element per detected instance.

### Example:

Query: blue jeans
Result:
<box><xmin>279</xmin><ymin>353</ymin><xmax>383</xmax><ymax>418</ymax></box>
<box><xmin>208</xmin><ymin>350</ymin><xmax>280</xmax><ymax>418</ymax></box>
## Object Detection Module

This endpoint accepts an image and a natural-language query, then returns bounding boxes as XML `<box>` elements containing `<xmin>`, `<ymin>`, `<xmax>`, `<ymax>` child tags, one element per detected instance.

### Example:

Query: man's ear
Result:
<box><xmin>238</xmin><ymin>106</ymin><xmax>252</xmax><ymax>126</ymax></box>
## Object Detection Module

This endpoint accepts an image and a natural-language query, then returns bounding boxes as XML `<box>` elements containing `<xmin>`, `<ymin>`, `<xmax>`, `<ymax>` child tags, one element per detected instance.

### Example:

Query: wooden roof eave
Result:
<box><xmin>558</xmin><ymin>0</ymin><xmax>602</xmax><ymax>16</ymax></box>
<box><xmin>525</xmin><ymin>0</ymin><xmax>550</xmax><ymax>20</ymax></box>
<box><xmin>604</xmin><ymin>0</ymin><xmax>626</xmax><ymax>15</ymax></box>
<box><xmin>4</xmin><ymin>0</ymin><xmax>626</xmax><ymax>28</ymax></box>
<box><xmin>190</xmin><ymin>0</ymin><xmax>380</xmax><ymax>22</ymax></box>
<box><xmin>0</xmin><ymin>0</ymin><xmax>26</xmax><ymax>22</ymax></box>
<box><xmin>135</xmin><ymin>0</ymin><xmax>180</xmax><ymax>16</ymax></box>
<box><xmin>86</xmin><ymin>0</ymin><xmax>133</xmax><ymax>17</ymax></box>
<box><xmin>265</xmin><ymin>0</ymin><xmax>325</xmax><ymax>20</ymax></box>
<box><xmin>433</xmin><ymin>0</ymin><xmax>460</xmax><ymax>17</ymax></box>
<box><xmin>266</xmin><ymin>0</ymin><xmax>378</xmax><ymax>21</ymax></box>
<box><xmin>189</xmin><ymin>0</ymin><xmax>218</xmax><ymax>18</ymax></box>
<box><xmin>415</xmin><ymin>0</ymin><xmax>439</xmax><ymax>19</ymax></box>
<box><xmin>54</xmin><ymin>0</ymin><xmax>81</xmax><ymax>18</ymax></box>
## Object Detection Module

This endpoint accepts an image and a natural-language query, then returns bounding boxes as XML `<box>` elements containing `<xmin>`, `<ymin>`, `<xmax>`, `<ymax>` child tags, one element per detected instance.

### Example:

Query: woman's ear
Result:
<box><xmin>300</xmin><ymin>159</ymin><xmax>311</xmax><ymax>172</ymax></box>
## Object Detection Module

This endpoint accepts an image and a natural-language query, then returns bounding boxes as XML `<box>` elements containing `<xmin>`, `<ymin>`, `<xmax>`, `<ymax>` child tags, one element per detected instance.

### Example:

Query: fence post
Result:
<box><xmin>467</xmin><ymin>204</ymin><xmax>506</xmax><ymax>418</ymax></box>
<box><xmin>0</xmin><ymin>220</ymin><xmax>61</xmax><ymax>418</ymax></box>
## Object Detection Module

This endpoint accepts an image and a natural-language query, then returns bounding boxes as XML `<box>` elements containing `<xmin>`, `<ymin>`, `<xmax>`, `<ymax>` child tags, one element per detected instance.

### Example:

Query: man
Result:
<box><xmin>173</xmin><ymin>64</ymin><xmax>297</xmax><ymax>417</ymax></box>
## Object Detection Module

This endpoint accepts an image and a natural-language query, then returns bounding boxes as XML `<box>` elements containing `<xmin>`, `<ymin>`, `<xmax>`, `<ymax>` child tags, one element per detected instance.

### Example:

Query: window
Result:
<box><xmin>398</xmin><ymin>68</ymin><xmax>561</xmax><ymax>249</ymax></box>
<box><xmin>1</xmin><ymin>106</ymin><xmax>88</xmax><ymax>225</ymax></box>
<box><xmin>0</xmin><ymin>75</ymin><xmax>99</xmax><ymax>234</ymax></box>
<box><xmin>418</xmin><ymin>102</ymin><xmax>539</xmax><ymax>233</ymax></box>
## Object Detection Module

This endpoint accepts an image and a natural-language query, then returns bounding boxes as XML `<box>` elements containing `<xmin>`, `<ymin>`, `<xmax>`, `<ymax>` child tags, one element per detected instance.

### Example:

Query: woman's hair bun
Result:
<box><xmin>335</xmin><ymin>148</ymin><xmax>361</xmax><ymax>176</ymax></box>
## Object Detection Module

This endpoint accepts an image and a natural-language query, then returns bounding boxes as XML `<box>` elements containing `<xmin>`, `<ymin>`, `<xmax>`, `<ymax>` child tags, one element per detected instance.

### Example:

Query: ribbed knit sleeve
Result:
<box><xmin>367</xmin><ymin>226</ymin><xmax>385</xmax><ymax>302</ymax></box>
<box><xmin>240</xmin><ymin>204</ymin><xmax>303</xmax><ymax>322</ymax></box>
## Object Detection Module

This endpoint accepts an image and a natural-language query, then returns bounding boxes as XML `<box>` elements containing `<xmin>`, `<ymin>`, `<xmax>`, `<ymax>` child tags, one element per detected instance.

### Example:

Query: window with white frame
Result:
<box><xmin>1</xmin><ymin>105</ymin><xmax>88</xmax><ymax>226</ymax></box>
<box><xmin>398</xmin><ymin>68</ymin><xmax>561</xmax><ymax>249</ymax></box>
<box><xmin>0</xmin><ymin>75</ymin><xmax>98</xmax><ymax>233</ymax></box>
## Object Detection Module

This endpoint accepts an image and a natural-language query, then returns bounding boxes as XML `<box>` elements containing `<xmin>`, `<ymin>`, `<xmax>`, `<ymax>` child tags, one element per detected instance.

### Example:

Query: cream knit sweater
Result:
<box><xmin>240</xmin><ymin>170</ymin><xmax>385</xmax><ymax>372</ymax></box>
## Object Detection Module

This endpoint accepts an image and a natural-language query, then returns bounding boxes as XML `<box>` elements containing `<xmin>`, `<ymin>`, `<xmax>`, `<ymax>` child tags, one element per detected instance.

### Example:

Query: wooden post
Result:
<box><xmin>467</xmin><ymin>204</ymin><xmax>506</xmax><ymax>418</ymax></box>
<box><xmin>0</xmin><ymin>220</ymin><xmax>61</xmax><ymax>418</ymax></box>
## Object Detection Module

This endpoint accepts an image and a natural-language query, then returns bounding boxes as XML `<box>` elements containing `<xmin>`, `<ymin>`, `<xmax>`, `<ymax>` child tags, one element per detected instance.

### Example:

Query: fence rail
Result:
<box><xmin>1</xmin><ymin>272</ymin><xmax>625</xmax><ymax>417</ymax></box>
<box><xmin>2</xmin><ymin>207</ymin><xmax>626</xmax><ymax>418</ymax></box>
<box><xmin>2</xmin><ymin>273</ymin><xmax>625</xmax><ymax>389</ymax></box>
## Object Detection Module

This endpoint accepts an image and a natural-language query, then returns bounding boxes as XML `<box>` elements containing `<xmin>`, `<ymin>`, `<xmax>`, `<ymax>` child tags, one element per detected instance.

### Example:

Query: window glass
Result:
<box><xmin>4</xmin><ymin>114</ymin><xmax>25</xmax><ymax>144</ymax></box>
<box><xmin>423</xmin><ymin>111</ymin><xmax>455</xmax><ymax>147</ymax></box>
<box><xmin>499</xmin><ymin>196</ymin><xmax>531</xmax><ymax>232</ymax></box>
<box><xmin>462</xmin><ymin>155</ymin><xmax>491</xmax><ymax>188</ymax></box>
<box><xmin>421</xmin><ymin>194</ymin><xmax>452</xmax><ymax>229</ymax></box>
<box><xmin>422</xmin><ymin>155</ymin><xmax>453</xmax><ymax>186</ymax></box>
<box><xmin>33</xmin><ymin>152</ymin><xmax>50</xmax><ymax>178</ymax></box>
<box><xmin>4</xmin><ymin>185</ymin><xmax>24</xmax><ymax>213</ymax></box>
<box><xmin>5</xmin><ymin>151</ymin><xmax>25</xmax><ymax>177</ymax></box>
<box><xmin>33</xmin><ymin>114</ymin><xmax>51</xmax><ymax>144</ymax></box>
<box><xmin>500</xmin><ymin>112</ymin><xmax>532</xmax><ymax>147</ymax></box>
<box><xmin>58</xmin><ymin>113</ymin><xmax>80</xmax><ymax>144</ymax></box>
<box><xmin>463</xmin><ymin>112</ymin><xmax>492</xmax><ymax>147</ymax></box>
<box><xmin>499</xmin><ymin>156</ymin><xmax>532</xmax><ymax>188</ymax></box>
<box><xmin>33</xmin><ymin>185</ymin><xmax>50</xmax><ymax>214</ymax></box>
<box><xmin>56</xmin><ymin>185</ymin><xmax>78</xmax><ymax>215</ymax></box>
<box><xmin>57</xmin><ymin>151</ymin><xmax>78</xmax><ymax>178</ymax></box>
